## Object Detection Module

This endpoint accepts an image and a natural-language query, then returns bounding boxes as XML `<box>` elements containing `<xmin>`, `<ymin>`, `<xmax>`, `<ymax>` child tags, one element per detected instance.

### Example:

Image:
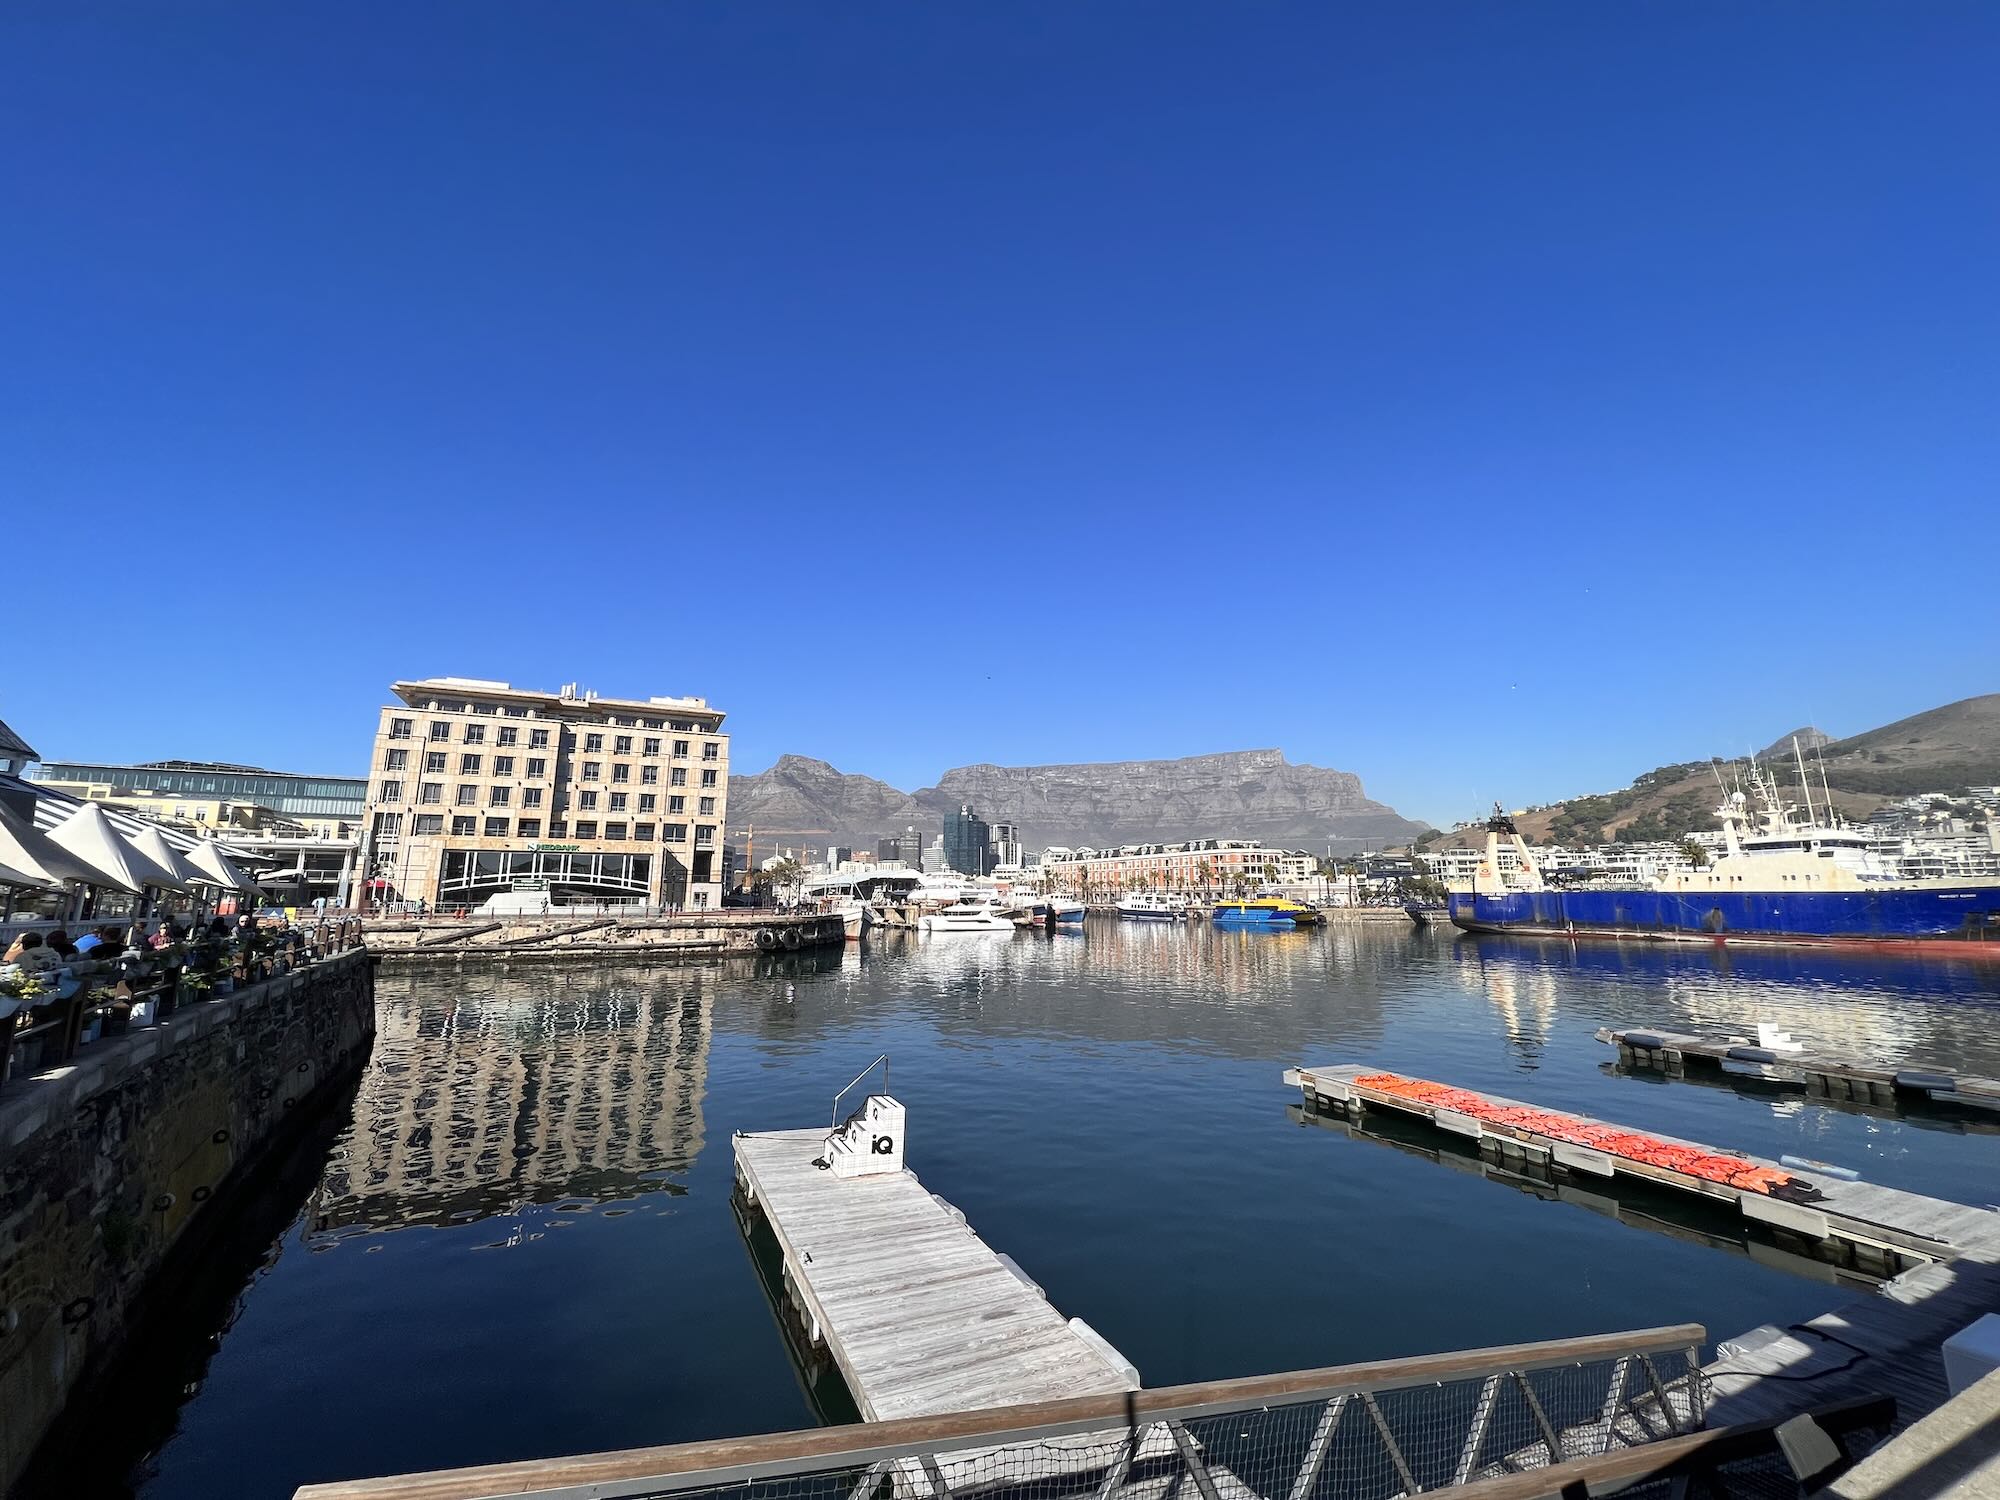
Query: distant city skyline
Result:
<box><xmin>5</xmin><ymin>5</ymin><xmax>1995</xmax><ymax>830</ymax></box>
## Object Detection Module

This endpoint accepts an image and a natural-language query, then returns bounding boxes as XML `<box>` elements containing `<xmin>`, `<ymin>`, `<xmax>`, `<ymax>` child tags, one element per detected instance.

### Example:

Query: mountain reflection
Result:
<box><xmin>310</xmin><ymin>968</ymin><xmax>715</xmax><ymax>1234</ymax></box>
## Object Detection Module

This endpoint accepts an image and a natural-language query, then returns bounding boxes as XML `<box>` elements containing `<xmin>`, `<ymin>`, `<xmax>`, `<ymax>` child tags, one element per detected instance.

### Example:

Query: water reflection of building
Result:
<box><xmin>312</xmin><ymin>972</ymin><xmax>712</xmax><ymax>1233</ymax></box>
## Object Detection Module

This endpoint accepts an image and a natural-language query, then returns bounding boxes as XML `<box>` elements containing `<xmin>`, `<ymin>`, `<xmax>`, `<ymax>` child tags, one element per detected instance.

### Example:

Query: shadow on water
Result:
<box><xmin>18</xmin><ymin>1070</ymin><xmax>368</xmax><ymax>1500</ymax></box>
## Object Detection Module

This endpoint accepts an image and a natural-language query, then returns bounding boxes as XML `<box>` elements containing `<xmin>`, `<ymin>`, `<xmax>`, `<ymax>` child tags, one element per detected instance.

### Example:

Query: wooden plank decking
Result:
<box><xmin>1287</xmin><ymin>1062</ymin><xmax>2000</xmax><ymax>1439</ymax></box>
<box><xmin>733</xmin><ymin>1128</ymin><xmax>1137</xmax><ymax>1425</ymax></box>
<box><xmin>1597</xmin><ymin>1024</ymin><xmax>2000</xmax><ymax>1120</ymax></box>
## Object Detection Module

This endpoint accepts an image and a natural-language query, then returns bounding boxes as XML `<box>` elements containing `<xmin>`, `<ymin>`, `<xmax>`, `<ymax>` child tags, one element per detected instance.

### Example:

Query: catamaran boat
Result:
<box><xmin>919</xmin><ymin>900</ymin><xmax>1018</xmax><ymax>934</ymax></box>
<box><xmin>1216</xmin><ymin>894</ymin><xmax>1322</xmax><ymax>927</ymax></box>
<box><xmin>1116</xmin><ymin>892</ymin><xmax>1184</xmax><ymax>921</ymax></box>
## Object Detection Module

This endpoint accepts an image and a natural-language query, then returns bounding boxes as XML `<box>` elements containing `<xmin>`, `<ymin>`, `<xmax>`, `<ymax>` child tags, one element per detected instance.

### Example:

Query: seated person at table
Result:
<box><xmin>43</xmin><ymin>928</ymin><xmax>78</xmax><ymax>960</ymax></box>
<box><xmin>2</xmin><ymin>932</ymin><xmax>62</xmax><ymax>975</ymax></box>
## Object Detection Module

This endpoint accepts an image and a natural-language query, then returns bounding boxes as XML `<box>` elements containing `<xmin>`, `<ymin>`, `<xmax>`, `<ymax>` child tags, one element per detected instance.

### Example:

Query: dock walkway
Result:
<box><xmin>733</xmin><ymin>1128</ymin><xmax>1137</xmax><ymax>1425</ymax></box>
<box><xmin>1597</xmin><ymin>1024</ymin><xmax>2000</xmax><ymax>1118</ymax></box>
<box><xmin>1287</xmin><ymin>1062</ymin><xmax>2000</xmax><ymax>1440</ymax></box>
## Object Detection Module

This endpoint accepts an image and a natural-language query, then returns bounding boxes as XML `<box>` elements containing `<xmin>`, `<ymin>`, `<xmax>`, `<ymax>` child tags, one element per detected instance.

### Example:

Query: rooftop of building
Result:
<box><xmin>33</xmin><ymin>757</ymin><xmax>366</xmax><ymax>785</ymax></box>
<box><xmin>0</xmin><ymin>717</ymin><xmax>37</xmax><ymax>762</ymax></box>
<box><xmin>390</xmin><ymin>677</ymin><xmax>725</xmax><ymax>725</ymax></box>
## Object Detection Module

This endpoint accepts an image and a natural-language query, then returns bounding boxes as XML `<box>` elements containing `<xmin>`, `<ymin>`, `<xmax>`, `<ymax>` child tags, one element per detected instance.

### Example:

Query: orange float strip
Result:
<box><xmin>1353</xmin><ymin>1072</ymin><xmax>1810</xmax><ymax>1198</ymax></box>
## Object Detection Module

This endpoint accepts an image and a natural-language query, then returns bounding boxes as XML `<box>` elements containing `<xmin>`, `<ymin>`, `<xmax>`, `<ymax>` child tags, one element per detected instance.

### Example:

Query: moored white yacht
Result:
<box><xmin>1116</xmin><ymin>891</ymin><xmax>1184</xmax><ymax>921</ymax></box>
<box><xmin>919</xmin><ymin>900</ymin><xmax>1018</xmax><ymax>934</ymax></box>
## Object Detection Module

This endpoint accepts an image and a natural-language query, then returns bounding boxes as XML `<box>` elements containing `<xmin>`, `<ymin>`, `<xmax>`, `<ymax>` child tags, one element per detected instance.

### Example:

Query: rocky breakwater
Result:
<box><xmin>0</xmin><ymin>946</ymin><xmax>376</xmax><ymax>1491</ymax></box>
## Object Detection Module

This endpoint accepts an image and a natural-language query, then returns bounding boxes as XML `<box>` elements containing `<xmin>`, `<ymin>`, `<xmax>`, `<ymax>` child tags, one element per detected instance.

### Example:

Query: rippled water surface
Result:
<box><xmin>104</xmin><ymin>923</ymin><xmax>2000</xmax><ymax>1498</ymax></box>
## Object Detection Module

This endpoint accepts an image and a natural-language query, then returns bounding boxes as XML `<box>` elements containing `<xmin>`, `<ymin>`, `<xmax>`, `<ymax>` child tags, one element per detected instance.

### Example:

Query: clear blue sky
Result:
<box><xmin>5</xmin><ymin>3</ymin><xmax>1995</xmax><ymax>828</ymax></box>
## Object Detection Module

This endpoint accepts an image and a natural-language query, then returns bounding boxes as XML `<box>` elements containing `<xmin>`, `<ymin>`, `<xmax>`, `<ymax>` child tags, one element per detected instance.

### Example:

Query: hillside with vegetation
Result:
<box><xmin>1425</xmin><ymin>692</ymin><xmax>1999</xmax><ymax>850</ymax></box>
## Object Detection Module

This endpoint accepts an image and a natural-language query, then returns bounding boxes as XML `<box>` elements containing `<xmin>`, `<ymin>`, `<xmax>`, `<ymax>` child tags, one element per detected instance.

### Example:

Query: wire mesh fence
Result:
<box><xmin>508</xmin><ymin>1334</ymin><xmax>1709</xmax><ymax>1500</ymax></box>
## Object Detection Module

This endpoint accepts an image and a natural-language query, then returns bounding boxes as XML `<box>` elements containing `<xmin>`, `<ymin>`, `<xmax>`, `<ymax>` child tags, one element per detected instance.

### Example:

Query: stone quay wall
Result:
<box><xmin>366</xmin><ymin>909</ymin><xmax>847</xmax><ymax>962</ymax></box>
<box><xmin>0</xmin><ymin>948</ymin><xmax>376</xmax><ymax>1491</ymax></box>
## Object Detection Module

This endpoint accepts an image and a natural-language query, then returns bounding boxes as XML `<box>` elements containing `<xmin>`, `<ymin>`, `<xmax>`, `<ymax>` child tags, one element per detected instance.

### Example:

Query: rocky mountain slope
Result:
<box><xmin>732</xmin><ymin>749</ymin><xmax>1426</xmax><ymax>854</ymax></box>
<box><xmin>1431</xmin><ymin>692</ymin><xmax>1999</xmax><ymax>849</ymax></box>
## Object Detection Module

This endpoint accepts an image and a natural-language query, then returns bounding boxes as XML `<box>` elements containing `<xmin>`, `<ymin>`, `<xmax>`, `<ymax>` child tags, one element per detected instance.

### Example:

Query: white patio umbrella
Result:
<box><xmin>46</xmin><ymin>803</ymin><xmax>177</xmax><ymax>894</ymax></box>
<box><xmin>185</xmin><ymin>839</ymin><xmax>261</xmax><ymax>895</ymax></box>
<box><xmin>0</xmin><ymin>804</ymin><xmax>106</xmax><ymax>887</ymax></box>
<box><xmin>0</xmin><ymin>855</ymin><xmax>52</xmax><ymax>891</ymax></box>
<box><xmin>130</xmin><ymin>825</ymin><xmax>207</xmax><ymax>891</ymax></box>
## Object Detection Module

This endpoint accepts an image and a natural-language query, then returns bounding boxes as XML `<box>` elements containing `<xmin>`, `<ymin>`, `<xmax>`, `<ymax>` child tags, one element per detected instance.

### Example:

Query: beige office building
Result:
<box><xmin>361</xmin><ymin>677</ymin><xmax>729</xmax><ymax>911</ymax></box>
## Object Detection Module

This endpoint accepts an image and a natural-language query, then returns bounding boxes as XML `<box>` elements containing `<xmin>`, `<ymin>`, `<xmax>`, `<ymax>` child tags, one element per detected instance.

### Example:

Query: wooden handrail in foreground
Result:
<box><xmin>292</xmin><ymin>1323</ymin><xmax>1705</xmax><ymax>1500</ymax></box>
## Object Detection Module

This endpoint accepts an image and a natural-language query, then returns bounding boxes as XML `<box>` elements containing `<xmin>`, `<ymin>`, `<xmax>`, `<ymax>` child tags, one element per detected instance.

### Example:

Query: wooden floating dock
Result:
<box><xmin>732</xmin><ymin>1127</ymin><xmax>1139</xmax><ymax>1426</ymax></box>
<box><xmin>1597</xmin><ymin>1025</ymin><xmax>2000</xmax><ymax>1117</ymax></box>
<box><xmin>1287</xmin><ymin>1062</ymin><xmax>2000</xmax><ymax>1437</ymax></box>
<box><xmin>1288</xmin><ymin>1064</ymin><xmax>2000</xmax><ymax>1278</ymax></box>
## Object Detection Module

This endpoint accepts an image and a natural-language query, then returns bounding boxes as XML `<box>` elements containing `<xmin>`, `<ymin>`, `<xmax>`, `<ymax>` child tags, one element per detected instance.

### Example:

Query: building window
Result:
<box><xmin>456</xmin><ymin>785</ymin><xmax>478</xmax><ymax>806</ymax></box>
<box><xmin>671</xmin><ymin>768</ymin><xmax>687</xmax><ymax>787</ymax></box>
<box><xmin>517</xmin><ymin>818</ymin><xmax>541</xmax><ymax>839</ymax></box>
<box><xmin>610</xmin><ymin>792</ymin><xmax>628</xmax><ymax>812</ymax></box>
<box><xmin>497</xmin><ymin>726</ymin><xmax>518</xmax><ymax>747</ymax></box>
<box><xmin>700</xmin><ymin>769</ymin><xmax>717</xmax><ymax>787</ymax></box>
<box><xmin>529</xmin><ymin>728</ymin><xmax>550</xmax><ymax>749</ymax></box>
<box><xmin>372</xmin><ymin>811</ymin><xmax>403</xmax><ymax>839</ymax></box>
<box><xmin>638</xmin><ymin>794</ymin><xmax>656</xmax><ymax>813</ymax></box>
<box><xmin>612</xmin><ymin>763</ymin><xmax>630</xmax><ymax>784</ymax></box>
<box><xmin>378</xmin><ymin>779</ymin><xmax>404</xmax><ymax>802</ymax></box>
<box><xmin>643</xmin><ymin>738</ymin><xmax>660</xmax><ymax>757</ymax></box>
<box><xmin>522</xmin><ymin>787</ymin><xmax>544</xmax><ymax>808</ymax></box>
<box><xmin>390</xmin><ymin>717</ymin><xmax>414</xmax><ymax>740</ymax></box>
<box><xmin>460</xmin><ymin>754</ymin><xmax>482</xmax><ymax>774</ymax></box>
<box><xmin>484</xmin><ymin>817</ymin><xmax>508</xmax><ymax>837</ymax></box>
<box><xmin>669</xmin><ymin>795</ymin><xmax>685</xmax><ymax>814</ymax></box>
<box><xmin>698</xmin><ymin>796</ymin><xmax>715</xmax><ymax>814</ymax></box>
<box><xmin>615</xmin><ymin>735</ymin><xmax>633</xmax><ymax>753</ymax></box>
<box><xmin>429</xmin><ymin>722</ymin><xmax>451</xmax><ymax>741</ymax></box>
<box><xmin>549</xmin><ymin>821</ymin><xmax>568</xmax><ymax>837</ymax></box>
<box><xmin>488</xmin><ymin>787</ymin><xmax>511</xmax><ymax>807</ymax></box>
<box><xmin>384</xmin><ymin>748</ymin><xmax>409</xmax><ymax>770</ymax></box>
<box><xmin>419</xmin><ymin>782</ymin><xmax>443</xmax><ymax>804</ymax></box>
<box><xmin>665</xmin><ymin>822</ymin><xmax>687</xmax><ymax>842</ymax></box>
<box><xmin>494</xmin><ymin>755</ymin><xmax>514</xmax><ymax>776</ymax></box>
<box><xmin>452</xmin><ymin>815</ymin><xmax>476</xmax><ymax>836</ymax></box>
<box><xmin>605</xmin><ymin>822</ymin><xmax>628</xmax><ymax>841</ymax></box>
<box><xmin>581</xmin><ymin>761</ymin><xmax>601</xmax><ymax>781</ymax></box>
<box><xmin>464</xmin><ymin>724</ymin><xmax>486</xmax><ymax>745</ymax></box>
<box><xmin>584</xmin><ymin>733</ymin><xmax>604</xmax><ymax>753</ymax></box>
<box><xmin>641</xmin><ymin>765</ymin><xmax>658</xmax><ymax>785</ymax></box>
<box><xmin>412</xmin><ymin>814</ymin><xmax>443</xmax><ymax>835</ymax></box>
<box><xmin>635</xmin><ymin>822</ymin><xmax>655</xmax><ymax>842</ymax></box>
<box><xmin>672</xmin><ymin>739</ymin><xmax>689</xmax><ymax>758</ymax></box>
<box><xmin>696</xmin><ymin>824</ymin><xmax>715</xmax><ymax>846</ymax></box>
<box><xmin>574</xmin><ymin>820</ymin><xmax>598</xmax><ymax>839</ymax></box>
<box><xmin>525</xmin><ymin>757</ymin><xmax>546</xmax><ymax>777</ymax></box>
<box><xmin>702</xmin><ymin>743</ymin><xmax>719</xmax><ymax>761</ymax></box>
<box><xmin>578</xmin><ymin>790</ymin><xmax>599</xmax><ymax>810</ymax></box>
<box><xmin>472</xmin><ymin>703</ymin><xmax>495</xmax><ymax>716</ymax></box>
<box><xmin>425</xmin><ymin>752</ymin><xmax>447</xmax><ymax>773</ymax></box>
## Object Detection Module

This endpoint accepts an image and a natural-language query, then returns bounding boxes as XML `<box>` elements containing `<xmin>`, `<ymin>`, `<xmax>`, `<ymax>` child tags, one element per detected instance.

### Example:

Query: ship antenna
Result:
<box><xmin>1792</xmin><ymin>735</ymin><xmax>1817</xmax><ymax>826</ymax></box>
<box><xmin>1815</xmin><ymin>737</ymin><xmax>1837</xmax><ymax>827</ymax></box>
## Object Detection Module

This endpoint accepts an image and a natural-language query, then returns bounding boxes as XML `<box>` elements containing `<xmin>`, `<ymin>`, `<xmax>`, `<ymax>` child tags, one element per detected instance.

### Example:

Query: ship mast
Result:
<box><xmin>1793</xmin><ymin>736</ymin><xmax>1817</xmax><ymax>827</ymax></box>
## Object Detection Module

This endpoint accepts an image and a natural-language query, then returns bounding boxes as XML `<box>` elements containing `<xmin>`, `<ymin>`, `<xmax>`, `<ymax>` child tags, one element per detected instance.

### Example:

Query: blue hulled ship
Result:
<box><xmin>1449</xmin><ymin>759</ymin><xmax>2000</xmax><ymax>956</ymax></box>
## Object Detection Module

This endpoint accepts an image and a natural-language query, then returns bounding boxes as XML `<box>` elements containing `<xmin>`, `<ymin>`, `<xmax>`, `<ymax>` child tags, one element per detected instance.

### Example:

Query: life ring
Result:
<box><xmin>780</xmin><ymin>927</ymin><xmax>803</xmax><ymax>951</ymax></box>
<box><xmin>755</xmin><ymin>928</ymin><xmax>779</xmax><ymax>951</ymax></box>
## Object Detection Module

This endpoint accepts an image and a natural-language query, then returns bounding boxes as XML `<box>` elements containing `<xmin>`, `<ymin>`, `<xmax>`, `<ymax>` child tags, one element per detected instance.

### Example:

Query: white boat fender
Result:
<box><xmin>1781</xmin><ymin>1155</ymin><xmax>1860</xmax><ymax>1182</ymax></box>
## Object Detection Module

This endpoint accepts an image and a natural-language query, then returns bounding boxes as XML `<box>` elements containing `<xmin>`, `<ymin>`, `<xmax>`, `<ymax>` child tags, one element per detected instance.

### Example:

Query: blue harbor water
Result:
<box><xmin>97</xmin><ymin>923</ymin><xmax>2000</xmax><ymax>1498</ymax></box>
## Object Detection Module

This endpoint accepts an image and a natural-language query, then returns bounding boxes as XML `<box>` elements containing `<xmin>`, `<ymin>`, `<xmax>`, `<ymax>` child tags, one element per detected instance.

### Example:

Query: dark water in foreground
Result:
<box><xmin>94</xmin><ymin>923</ymin><xmax>2000</xmax><ymax>1498</ymax></box>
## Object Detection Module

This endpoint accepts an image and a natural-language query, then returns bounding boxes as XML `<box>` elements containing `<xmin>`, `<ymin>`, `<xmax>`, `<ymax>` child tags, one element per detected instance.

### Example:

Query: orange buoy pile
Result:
<box><xmin>1353</xmin><ymin>1072</ymin><xmax>1807</xmax><ymax>1197</ymax></box>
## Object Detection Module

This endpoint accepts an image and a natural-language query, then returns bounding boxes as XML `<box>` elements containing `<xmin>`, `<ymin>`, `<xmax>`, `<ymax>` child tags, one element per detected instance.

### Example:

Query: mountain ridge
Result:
<box><xmin>1430</xmin><ymin>692</ymin><xmax>2000</xmax><ymax>849</ymax></box>
<box><xmin>731</xmin><ymin>748</ymin><xmax>1427</xmax><ymax>854</ymax></box>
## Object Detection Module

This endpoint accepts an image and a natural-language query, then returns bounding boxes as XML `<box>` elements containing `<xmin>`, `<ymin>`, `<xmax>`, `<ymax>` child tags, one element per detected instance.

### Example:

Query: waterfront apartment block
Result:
<box><xmin>1040</xmin><ymin>839</ymin><xmax>1316</xmax><ymax>894</ymax></box>
<box><xmin>361</xmin><ymin>677</ymin><xmax>729</xmax><ymax>911</ymax></box>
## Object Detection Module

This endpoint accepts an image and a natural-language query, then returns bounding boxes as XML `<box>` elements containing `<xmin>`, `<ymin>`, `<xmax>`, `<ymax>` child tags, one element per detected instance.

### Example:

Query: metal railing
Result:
<box><xmin>292</xmin><ymin>1324</ymin><xmax>1706</xmax><ymax>1500</ymax></box>
<box><xmin>830</xmin><ymin>1053</ymin><xmax>891</xmax><ymax>1129</ymax></box>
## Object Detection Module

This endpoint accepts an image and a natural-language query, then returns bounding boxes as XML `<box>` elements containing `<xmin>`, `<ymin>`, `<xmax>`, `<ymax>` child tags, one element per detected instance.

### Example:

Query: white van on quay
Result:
<box><xmin>473</xmin><ymin>891</ymin><xmax>555</xmax><ymax>917</ymax></box>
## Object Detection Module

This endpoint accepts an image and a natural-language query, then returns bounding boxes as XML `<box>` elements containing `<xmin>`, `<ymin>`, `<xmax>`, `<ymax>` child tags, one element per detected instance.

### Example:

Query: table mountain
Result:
<box><xmin>730</xmin><ymin>749</ymin><xmax>1426</xmax><ymax>854</ymax></box>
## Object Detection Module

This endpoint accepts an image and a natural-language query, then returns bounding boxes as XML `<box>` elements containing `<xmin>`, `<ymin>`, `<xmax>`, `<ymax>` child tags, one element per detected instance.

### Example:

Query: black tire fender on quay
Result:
<box><xmin>781</xmin><ymin>927</ymin><xmax>803</xmax><ymax>951</ymax></box>
<box><xmin>756</xmin><ymin>927</ymin><xmax>779</xmax><ymax>951</ymax></box>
